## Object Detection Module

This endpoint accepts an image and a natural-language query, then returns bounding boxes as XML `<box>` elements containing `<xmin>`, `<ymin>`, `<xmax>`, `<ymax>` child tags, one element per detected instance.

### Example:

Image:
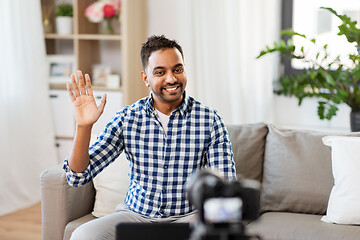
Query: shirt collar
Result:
<box><xmin>146</xmin><ymin>91</ymin><xmax>190</xmax><ymax>117</ymax></box>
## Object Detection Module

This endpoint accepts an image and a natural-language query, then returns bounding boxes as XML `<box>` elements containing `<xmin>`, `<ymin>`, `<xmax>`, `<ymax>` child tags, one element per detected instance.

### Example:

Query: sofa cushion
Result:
<box><xmin>261</xmin><ymin>125</ymin><xmax>360</xmax><ymax>215</ymax></box>
<box><xmin>226</xmin><ymin>123</ymin><xmax>268</xmax><ymax>182</ymax></box>
<box><xmin>246</xmin><ymin>212</ymin><xmax>360</xmax><ymax>240</ymax></box>
<box><xmin>261</xmin><ymin>125</ymin><xmax>335</xmax><ymax>214</ymax></box>
<box><xmin>321</xmin><ymin>136</ymin><xmax>360</xmax><ymax>225</ymax></box>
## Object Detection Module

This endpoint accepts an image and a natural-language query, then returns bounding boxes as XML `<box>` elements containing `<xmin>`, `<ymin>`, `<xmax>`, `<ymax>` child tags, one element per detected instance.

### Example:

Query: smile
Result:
<box><xmin>163</xmin><ymin>85</ymin><xmax>180</xmax><ymax>92</ymax></box>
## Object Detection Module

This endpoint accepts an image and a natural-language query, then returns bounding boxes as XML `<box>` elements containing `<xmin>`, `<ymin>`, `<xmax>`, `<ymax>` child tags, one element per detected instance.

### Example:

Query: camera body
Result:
<box><xmin>187</xmin><ymin>170</ymin><xmax>261</xmax><ymax>240</ymax></box>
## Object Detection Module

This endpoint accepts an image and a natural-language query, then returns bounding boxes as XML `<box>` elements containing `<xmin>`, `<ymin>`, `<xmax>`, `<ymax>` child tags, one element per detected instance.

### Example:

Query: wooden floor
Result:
<box><xmin>0</xmin><ymin>203</ymin><xmax>42</xmax><ymax>240</ymax></box>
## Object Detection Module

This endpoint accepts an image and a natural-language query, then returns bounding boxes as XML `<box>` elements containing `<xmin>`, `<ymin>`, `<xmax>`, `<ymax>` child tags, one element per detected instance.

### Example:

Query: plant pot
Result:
<box><xmin>56</xmin><ymin>16</ymin><xmax>73</xmax><ymax>35</ymax></box>
<box><xmin>350</xmin><ymin>111</ymin><xmax>360</xmax><ymax>132</ymax></box>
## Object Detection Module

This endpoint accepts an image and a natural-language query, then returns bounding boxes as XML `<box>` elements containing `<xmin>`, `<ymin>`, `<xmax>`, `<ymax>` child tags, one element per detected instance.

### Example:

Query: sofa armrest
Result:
<box><xmin>40</xmin><ymin>164</ymin><xmax>95</xmax><ymax>240</ymax></box>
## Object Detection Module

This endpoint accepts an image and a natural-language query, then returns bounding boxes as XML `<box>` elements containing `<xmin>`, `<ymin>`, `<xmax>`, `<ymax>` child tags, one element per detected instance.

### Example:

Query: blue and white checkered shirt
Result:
<box><xmin>64</xmin><ymin>93</ymin><xmax>236</xmax><ymax>218</ymax></box>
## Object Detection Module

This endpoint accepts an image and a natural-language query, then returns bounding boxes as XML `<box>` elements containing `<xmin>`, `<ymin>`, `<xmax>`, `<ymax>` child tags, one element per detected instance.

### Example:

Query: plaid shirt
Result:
<box><xmin>64</xmin><ymin>94</ymin><xmax>236</xmax><ymax>218</ymax></box>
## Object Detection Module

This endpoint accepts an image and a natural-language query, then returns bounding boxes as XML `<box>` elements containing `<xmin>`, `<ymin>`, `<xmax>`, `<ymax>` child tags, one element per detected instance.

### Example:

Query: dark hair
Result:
<box><xmin>140</xmin><ymin>35</ymin><xmax>184</xmax><ymax>71</ymax></box>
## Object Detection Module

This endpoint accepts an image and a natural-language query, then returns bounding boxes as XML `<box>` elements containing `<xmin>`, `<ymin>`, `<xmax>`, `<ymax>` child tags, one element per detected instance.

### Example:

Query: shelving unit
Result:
<box><xmin>42</xmin><ymin>0</ymin><xmax>148</xmax><ymax>105</ymax></box>
<box><xmin>41</xmin><ymin>0</ymin><xmax>148</xmax><ymax>162</ymax></box>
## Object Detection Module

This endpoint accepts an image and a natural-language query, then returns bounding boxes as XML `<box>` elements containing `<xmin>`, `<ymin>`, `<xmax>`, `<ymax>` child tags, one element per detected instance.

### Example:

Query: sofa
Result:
<box><xmin>40</xmin><ymin>123</ymin><xmax>360</xmax><ymax>240</ymax></box>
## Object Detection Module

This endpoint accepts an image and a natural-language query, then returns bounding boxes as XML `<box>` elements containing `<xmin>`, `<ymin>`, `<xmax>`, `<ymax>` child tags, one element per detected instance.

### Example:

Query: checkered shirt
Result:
<box><xmin>63</xmin><ymin>93</ymin><xmax>236</xmax><ymax>218</ymax></box>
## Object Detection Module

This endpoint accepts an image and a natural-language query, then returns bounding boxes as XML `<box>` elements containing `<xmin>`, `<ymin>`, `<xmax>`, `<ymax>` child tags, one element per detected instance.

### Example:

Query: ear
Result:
<box><xmin>141</xmin><ymin>71</ymin><xmax>149</xmax><ymax>87</ymax></box>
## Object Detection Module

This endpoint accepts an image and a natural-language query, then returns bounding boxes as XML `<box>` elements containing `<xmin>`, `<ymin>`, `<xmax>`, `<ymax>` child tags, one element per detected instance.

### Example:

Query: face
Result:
<box><xmin>141</xmin><ymin>48</ymin><xmax>187</xmax><ymax>112</ymax></box>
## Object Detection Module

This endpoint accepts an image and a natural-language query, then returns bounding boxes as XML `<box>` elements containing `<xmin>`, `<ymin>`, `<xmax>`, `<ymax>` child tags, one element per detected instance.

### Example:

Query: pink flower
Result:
<box><xmin>85</xmin><ymin>4</ymin><xmax>103</xmax><ymax>23</ymax></box>
<box><xmin>103</xmin><ymin>4</ymin><xmax>116</xmax><ymax>18</ymax></box>
<box><xmin>111</xmin><ymin>0</ymin><xmax>121</xmax><ymax>12</ymax></box>
<box><xmin>85</xmin><ymin>0</ymin><xmax>121</xmax><ymax>23</ymax></box>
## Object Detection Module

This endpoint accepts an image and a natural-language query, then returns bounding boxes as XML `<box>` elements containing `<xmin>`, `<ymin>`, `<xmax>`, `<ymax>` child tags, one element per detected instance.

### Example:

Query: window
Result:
<box><xmin>281</xmin><ymin>0</ymin><xmax>360</xmax><ymax>76</ymax></box>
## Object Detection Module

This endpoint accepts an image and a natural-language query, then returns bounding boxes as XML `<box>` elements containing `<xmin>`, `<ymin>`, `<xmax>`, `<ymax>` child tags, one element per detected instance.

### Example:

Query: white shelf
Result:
<box><xmin>45</xmin><ymin>33</ymin><xmax>122</xmax><ymax>41</ymax></box>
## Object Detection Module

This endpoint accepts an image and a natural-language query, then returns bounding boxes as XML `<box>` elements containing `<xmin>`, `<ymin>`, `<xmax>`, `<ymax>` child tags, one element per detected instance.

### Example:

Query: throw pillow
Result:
<box><xmin>321</xmin><ymin>136</ymin><xmax>360</xmax><ymax>225</ymax></box>
<box><xmin>226</xmin><ymin>123</ymin><xmax>268</xmax><ymax>182</ymax></box>
<box><xmin>261</xmin><ymin>125</ymin><xmax>335</xmax><ymax>214</ymax></box>
<box><xmin>91</xmin><ymin>134</ymin><xmax>130</xmax><ymax>218</ymax></box>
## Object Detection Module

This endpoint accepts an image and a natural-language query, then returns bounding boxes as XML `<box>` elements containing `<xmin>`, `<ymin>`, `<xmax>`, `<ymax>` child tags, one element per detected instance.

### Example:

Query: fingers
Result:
<box><xmin>71</xmin><ymin>73</ymin><xmax>80</xmax><ymax>97</ymax></box>
<box><xmin>68</xmin><ymin>70</ymin><xmax>93</xmax><ymax>98</ymax></box>
<box><xmin>85</xmin><ymin>74</ymin><xmax>93</xmax><ymax>96</ymax></box>
<box><xmin>66</xmin><ymin>83</ymin><xmax>76</xmax><ymax>102</ymax></box>
<box><xmin>77</xmin><ymin>70</ymin><xmax>86</xmax><ymax>95</ymax></box>
<box><xmin>98</xmin><ymin>94</ymin><xmax>107</xmax><ymax>114</ymax></box>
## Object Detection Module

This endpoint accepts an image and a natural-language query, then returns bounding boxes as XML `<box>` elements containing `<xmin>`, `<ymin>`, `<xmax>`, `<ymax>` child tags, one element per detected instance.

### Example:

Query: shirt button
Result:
<box><xmin>162</xmin><ymin>189</ymin><xmax>166</xmax><ymax>193</ymax></box>
<box><xmin>164</xmin><ymin>165</ymin><xmax>168</xmax><ymax>169</ymax></box>
<box><xmin>159</xmin><ymin>210</ymin><xmax>164</xmax><ymax>214</ymax></box>
<box><xmin>163</xmin><ymin>141</ymin><xmax>166</xmax><ymax>145</ymax></box>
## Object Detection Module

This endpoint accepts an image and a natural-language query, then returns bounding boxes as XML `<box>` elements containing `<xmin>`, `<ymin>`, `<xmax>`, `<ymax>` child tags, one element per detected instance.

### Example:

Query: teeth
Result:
<box><xmin>166</xmin><ymin>86</ymin><xmax>177</xmax><ymax>91</ymax></box>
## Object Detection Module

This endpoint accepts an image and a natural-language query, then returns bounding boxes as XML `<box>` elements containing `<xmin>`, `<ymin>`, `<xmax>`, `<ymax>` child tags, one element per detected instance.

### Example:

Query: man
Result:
<box><xmin>64</xmin><ymin>35</ymin><xmax>236</xmax><ymax>240</ymax></box>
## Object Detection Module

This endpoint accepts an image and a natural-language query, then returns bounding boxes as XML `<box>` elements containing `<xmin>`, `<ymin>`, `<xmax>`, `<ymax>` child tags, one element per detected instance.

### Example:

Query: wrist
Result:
<box><xmin>74</xmin><ymin>124</ymin><xmax>93</xmax><ymax>143</ymax></box>
<box><xmin>76</xmin><ymin>124</ymin><xmax>93</xmax><ymax>130</ymax></box>
<box><xmin>75</xmin><ymin>124</ymin><xmax>93</xmax><ymax>136</ymax></box>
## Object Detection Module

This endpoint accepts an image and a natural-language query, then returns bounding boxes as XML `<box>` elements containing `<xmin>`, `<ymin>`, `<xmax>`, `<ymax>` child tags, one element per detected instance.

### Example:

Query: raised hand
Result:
<box><xmin>67</xmin><ymin>70</ymin><xmax>107</xmax><ymax>127</ymax></box>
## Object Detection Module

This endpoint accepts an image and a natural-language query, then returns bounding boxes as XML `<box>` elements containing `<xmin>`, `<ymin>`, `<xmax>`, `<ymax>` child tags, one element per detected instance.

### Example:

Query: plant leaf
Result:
<box><xmin>281</xmin><ymin>29</ymin><xmax>306</xmax><ymax>38</ymax></box>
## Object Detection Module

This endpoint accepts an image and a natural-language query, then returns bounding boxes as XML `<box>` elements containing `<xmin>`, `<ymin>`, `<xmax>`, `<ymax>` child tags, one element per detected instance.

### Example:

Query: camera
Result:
<box><xmin>186</xmin><ymin>169</ymin><xmax>261</xmax><ymax>240</ymax></box>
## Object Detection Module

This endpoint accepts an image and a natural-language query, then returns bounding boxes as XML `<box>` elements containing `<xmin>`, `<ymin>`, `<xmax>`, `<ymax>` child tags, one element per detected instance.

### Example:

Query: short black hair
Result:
<box><xmin>140</xmin><ymin>35</ymin><xmax>184</xmax><ymax>71</ymax></box>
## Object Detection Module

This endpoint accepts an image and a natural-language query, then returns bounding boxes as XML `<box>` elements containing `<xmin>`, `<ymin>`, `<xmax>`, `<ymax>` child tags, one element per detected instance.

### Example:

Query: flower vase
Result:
<box><xmin>100</xmin><ymin>18</ymin><xmax>114</xmax><ymax>34</ymax></box>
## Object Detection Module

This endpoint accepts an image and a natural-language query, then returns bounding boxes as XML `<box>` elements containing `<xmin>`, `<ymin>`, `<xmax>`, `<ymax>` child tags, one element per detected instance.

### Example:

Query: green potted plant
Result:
<box><xmin>55</xmin><ymin>3</ymin><xmax>73</xmax><ymax>35</ymax></box>
<box><xmin>257</xmin><ymin>7</ymin><xmax>360</xmax><ymax>131</ymax></box>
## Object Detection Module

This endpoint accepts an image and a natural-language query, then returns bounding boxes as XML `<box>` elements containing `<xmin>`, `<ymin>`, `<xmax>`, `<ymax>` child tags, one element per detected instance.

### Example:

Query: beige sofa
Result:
<box><xmin>40</xmin><ymin>123</ymin><xmax>360</xmax><ymax>240</ymax></box>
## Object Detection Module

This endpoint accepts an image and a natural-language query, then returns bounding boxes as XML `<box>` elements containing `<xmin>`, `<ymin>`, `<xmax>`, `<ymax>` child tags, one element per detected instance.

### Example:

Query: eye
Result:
<box><xmin>174</xmin><ymin>67</ymin><xmax>184</xmax><ymax>73</ymax></box>
<box><xmin>154</xmin><ymin>71</ymin><xmax>164</xmax><ymax>76</ymax></box>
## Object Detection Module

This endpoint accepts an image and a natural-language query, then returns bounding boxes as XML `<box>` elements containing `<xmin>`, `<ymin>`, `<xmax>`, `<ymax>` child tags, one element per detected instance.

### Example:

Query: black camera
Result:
<box><xmin>186</xmin><ymin>170</ymin><xmax>261</xmax><ymax>240</ymax></box>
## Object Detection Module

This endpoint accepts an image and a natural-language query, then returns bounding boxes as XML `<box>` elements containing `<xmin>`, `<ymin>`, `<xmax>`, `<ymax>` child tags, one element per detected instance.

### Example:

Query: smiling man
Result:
<box><xmin>141</xmin><ymin>42</ymin><xmax>186</xmax><ymax>115</ymax></box>
<box><xmin>64</xmin><ymin>35</ymin><xmax>236</xmax><ymax>240</ymax></box>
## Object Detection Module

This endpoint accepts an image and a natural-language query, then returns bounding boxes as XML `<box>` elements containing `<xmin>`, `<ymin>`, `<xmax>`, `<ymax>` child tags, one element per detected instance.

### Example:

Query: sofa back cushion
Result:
<box><xmin>260</xmin><ymin>124</ymin><xmax>360</xmax><ymax>215</ymax></box>
<box><xmin>227</xmin><ymin>123</ymin><xmax>268</xmax><ymax>182</ymax></box>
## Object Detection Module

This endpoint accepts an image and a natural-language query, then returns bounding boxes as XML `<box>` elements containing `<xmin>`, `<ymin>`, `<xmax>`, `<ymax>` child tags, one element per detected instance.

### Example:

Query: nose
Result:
<box><xmin>165</xmin><ymin>72</ymin><xmax>177</xmax><ymax>83</ymax></box>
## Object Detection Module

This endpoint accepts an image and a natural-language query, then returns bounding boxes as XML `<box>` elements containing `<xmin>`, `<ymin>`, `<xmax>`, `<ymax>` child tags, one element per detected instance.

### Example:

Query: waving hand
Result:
<box><xmin>67</xmin><ymin>70</ymin><xmax>107</xmax><ymax>127</ymax></box>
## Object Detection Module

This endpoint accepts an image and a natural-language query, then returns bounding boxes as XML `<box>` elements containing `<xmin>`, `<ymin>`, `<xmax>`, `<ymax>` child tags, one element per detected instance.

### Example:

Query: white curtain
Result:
<box><xmin>0</xmin><ymin>0</ymin><xmax>57</xmax><ymax>215</ymax></box>
<box><xmin>178</xmin><ymin>0</ymin><xmax>281</xmax><ymax>124</ymax></box>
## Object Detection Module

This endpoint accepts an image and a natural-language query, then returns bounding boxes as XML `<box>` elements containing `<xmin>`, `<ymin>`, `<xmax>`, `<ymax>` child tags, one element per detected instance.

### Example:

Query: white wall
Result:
<box><xmin>146</xmin><ymin>0</ymin><xmax>197</xmax><ymax>98</ymax></box>
<box><xmin>273</xmin><ymin>95</ymin><xmax>350</xmax><ymax>131</ymax></box>
<box><xmin>146</xmin><ymin>0</ymin><xmax>351</xmax><ymax>131</ymax></box>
